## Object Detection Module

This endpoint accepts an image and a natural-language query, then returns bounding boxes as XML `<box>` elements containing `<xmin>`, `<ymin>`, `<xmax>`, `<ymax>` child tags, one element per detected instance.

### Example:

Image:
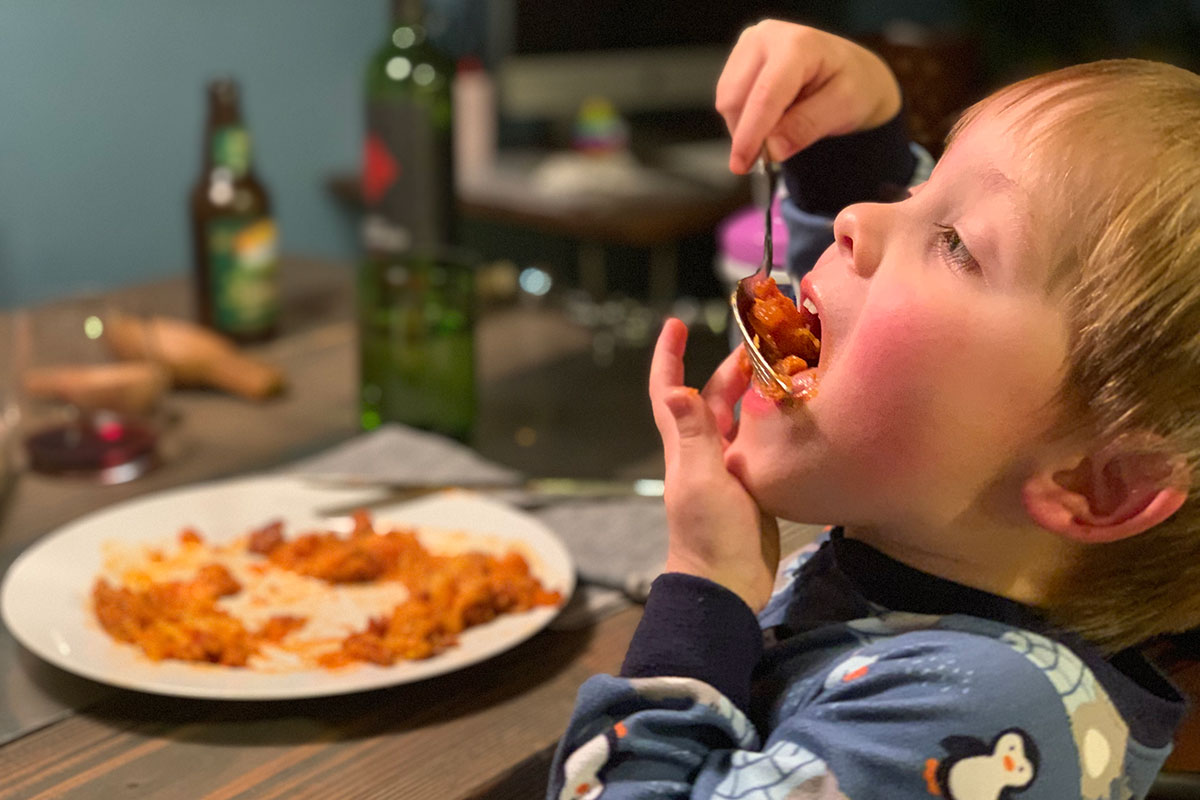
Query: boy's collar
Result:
<box><xmin>822</xmin><ymin>527</ymin><xmax>1186</xmax><ymax>748</ymax></box>
<box><xmin>829</xmin><ymin>527</ymin><xmax>1048</xmax><ymax>631</ymax></box>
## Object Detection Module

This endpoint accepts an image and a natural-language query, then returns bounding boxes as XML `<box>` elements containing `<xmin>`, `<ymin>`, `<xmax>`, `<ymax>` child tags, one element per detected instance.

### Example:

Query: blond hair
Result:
<box><xmin>951</xmin><ymin>60</ymin><xmax>1200</xmax><ymax>652</ymax></box>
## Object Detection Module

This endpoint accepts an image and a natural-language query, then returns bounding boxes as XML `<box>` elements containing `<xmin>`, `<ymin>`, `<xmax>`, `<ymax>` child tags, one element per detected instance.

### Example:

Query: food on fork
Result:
<box><xmin>91</xmin><ymin>511</ymin><xmax>562</xmax><ymax>670</ymax></box>
<box><xmin>747</xmin><ymin>278</ymin><xmax>821</xmax><ymax>377</ymax></box>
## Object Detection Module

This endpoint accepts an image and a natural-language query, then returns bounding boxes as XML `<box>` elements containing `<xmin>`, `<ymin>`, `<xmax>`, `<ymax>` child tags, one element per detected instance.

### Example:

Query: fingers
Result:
<box><xmin>717</xmin><ymin>23</ymin><xmax>796</xmax><ymax>173</ymax></box>
<box><xmin>714</xmin><ymin>26</ymin><xmax>766</xmax><ymax>143</ymax></box>
<box><xmin>729</xmin><ymin>51</ymin><xmax>820</xmax><ymax>173</ymax></box>
<box><xmin>770</xmin><ymin>76</ymin><xmax>855</xmax><ymax>157</ymax></box>
<box><xmin>663</xmin><ymin>387</ymin><xmax>726</xmax><ymax>479</ymax></box>
<box><xmin>649</xmin><ymin>318</ymin><xmax>689</xmax><ymax>450</ymax></box>
<box><xmin>701</xmin><ymin>346</ymin><xmax>750</xmax><ymax>441</ymax></box>
<box><xmin>653</xmin><ymin>320</ymin><xmax>751</xmax><ymax>446</ymax></box>
<box><xmin>649</xmin><ymin>318</ymin><xmax>687</xmax><ymax>403</ymax></box>
<box><xmin>716</xmin><ymin>21</ymin><xmax>903</xmax><ymax>173</ymax></box>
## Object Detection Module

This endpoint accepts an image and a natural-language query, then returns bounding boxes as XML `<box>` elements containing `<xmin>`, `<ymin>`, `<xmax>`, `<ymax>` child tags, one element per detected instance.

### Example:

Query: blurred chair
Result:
<box><xmin>1149</xmin><ymin>631</ymin><xmax>1200</xmax><ymax>799</ymax></box>
<box><xmin>859</xmin><ymin>26</ymin><xmax>986</xmax><ymax>158</ymax></box>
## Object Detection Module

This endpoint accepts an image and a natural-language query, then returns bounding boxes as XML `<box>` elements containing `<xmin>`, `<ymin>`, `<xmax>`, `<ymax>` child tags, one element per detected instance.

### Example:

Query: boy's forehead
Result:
<box><xmin>938</xmin><ymin>107</ymin><xmax>1065</xmax><ymax>286</ymax></box>
<box><xmin>951</xmin><ymin>85</ymin><xmax>1093</xmax><ymax>189</ymax></box>
<box><xmin>943</xmin><ymin>107</ymin><xmax>1039</xmax><ymax>187</ymax></box>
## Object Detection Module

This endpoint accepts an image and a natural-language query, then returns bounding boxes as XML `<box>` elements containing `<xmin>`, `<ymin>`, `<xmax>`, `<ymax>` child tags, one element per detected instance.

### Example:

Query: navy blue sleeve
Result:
<box><xmin>781</xmin><ymin>108</ymin><xmax>917</xmax><ymax>217</ymax></box>
<box><xmin>620</xmin><ymin>573</ymin><xmax>763</xmax><ymax>714</ymax></box>
<box><xmin>780</xmin><ymin>111</ymin><xmax>932</xmax><ymax>285</ymax></box>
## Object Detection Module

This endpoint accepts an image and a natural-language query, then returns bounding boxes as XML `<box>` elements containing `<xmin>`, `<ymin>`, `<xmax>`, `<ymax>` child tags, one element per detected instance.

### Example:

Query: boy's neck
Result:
<box><xmin>840</xmin><ymin>522</ymin><xmax>1074</xmax><ymax>609</ymax></box>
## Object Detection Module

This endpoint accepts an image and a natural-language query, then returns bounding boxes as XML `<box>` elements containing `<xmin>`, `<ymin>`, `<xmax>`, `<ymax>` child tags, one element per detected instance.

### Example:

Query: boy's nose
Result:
<box><xmin>833</xmin><ymin>203</ymin><xmax>885</xmax><ymax>278</ymax></box>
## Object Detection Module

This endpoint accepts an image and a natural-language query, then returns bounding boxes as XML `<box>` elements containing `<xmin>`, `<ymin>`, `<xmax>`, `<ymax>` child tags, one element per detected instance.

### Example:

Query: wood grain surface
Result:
<box><xmin>0</xmin><ymin>608</ymin><xmax>641</xmax><ymax>800</ymax></box>
<box><xmin>0</xmin><ymin>258</ymin><xmax>652</xmax><ymax>799</ymax></box>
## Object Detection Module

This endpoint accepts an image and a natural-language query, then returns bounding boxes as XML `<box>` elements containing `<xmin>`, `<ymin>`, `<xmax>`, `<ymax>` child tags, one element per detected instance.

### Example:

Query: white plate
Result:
<box><xmin>0</xmin><ymin>475</ymin><xmax>575</xmax><ymax>700</ymax></box>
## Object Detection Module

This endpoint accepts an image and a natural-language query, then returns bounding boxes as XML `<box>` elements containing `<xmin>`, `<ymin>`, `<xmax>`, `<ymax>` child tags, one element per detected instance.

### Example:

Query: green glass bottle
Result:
<box><xmin>359</xmin><ymin>0</ymin><xmax>474</xmax><ymax>441</ymax></box>
<box><xmin>358</xmin><ymin>251</ymin><xmax>476</xmax><ymax>441</ymax></box>
<box><xmin>190</xmin><ymin>79</ymin><xmax>280</xmax><ymax>343</ymax></box>
<box><xmin>362</xmin><ymin>0</ymin><xmax>455</xmax><ymax>252</ymax></box>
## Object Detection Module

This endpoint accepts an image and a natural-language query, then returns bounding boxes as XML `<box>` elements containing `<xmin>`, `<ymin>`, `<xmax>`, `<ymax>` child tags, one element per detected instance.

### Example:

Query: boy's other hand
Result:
<box><xmin>716</xmin><ymin>20</ymin><xmax>902</xmax><ymax>173</ymax></box>
<box><xmin>650</xmin><ymin>318</ymin><xmax>781</xmax><ymax>612</ymax></box>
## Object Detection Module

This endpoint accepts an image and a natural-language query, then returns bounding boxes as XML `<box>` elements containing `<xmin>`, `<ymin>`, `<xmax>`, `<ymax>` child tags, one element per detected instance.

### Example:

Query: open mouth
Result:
<box><xmin>747</xmin><ymin>278</ymin><xmax>822</xmax><ymax>379</ymax></box>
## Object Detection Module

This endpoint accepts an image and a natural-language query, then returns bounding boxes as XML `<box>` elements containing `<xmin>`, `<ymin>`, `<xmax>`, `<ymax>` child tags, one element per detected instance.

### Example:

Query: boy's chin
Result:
<box><xmin>723</xmin><ymin>439</ymin><xmax>845</xmax><ymax>523</ymax></box>
<box><xmin>722</xmin><ymin>438</ymin><xmax>753</xmax><ymax>481</ymax></box>
<box><xmin>723</xmin><ymin>443</ymin><xmax>785</xmax><ymax>509</ymax></box>
<box><xmin>723</xmin><ymin>418</ymin><xmax>788</xmax><ymax>480</ymax></box>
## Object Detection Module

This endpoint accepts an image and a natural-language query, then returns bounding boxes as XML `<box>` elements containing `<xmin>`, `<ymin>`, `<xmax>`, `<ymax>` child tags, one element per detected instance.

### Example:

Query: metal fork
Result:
<box><xmin>730</xmin><ymin>146</ymin><xmax>789</xmax><ymax>394</ymax></box>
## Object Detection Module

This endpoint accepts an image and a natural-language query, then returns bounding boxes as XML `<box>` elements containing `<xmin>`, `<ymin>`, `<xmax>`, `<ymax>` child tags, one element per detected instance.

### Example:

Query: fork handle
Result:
<box><xmin>760</xmin><ymin>145</ymin><xmax>779</xmax><ymax>277</ymax></box>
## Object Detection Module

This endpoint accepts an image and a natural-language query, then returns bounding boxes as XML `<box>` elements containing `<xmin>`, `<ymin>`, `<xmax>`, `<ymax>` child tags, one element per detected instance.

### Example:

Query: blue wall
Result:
<box><xmin>0</xmin><ymin>0</ymin><xmax>387</xmax><ymax>307</ymax></box>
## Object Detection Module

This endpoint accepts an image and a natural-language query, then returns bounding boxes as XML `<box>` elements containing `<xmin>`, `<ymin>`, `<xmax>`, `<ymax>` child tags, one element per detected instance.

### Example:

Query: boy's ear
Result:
<box><xmin>1022</xmin><ymin>445</ymin><xmax>1188</xmax><ymax>544</ymax></box>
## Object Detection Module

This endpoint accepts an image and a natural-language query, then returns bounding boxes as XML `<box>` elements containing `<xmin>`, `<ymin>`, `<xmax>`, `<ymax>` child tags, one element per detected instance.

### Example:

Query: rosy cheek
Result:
<box><xmin>826</xmin><ymin>303</ymin><xmax>948</xmax><ymax>469</ymax></box>
<box><xmin>829</xmin><ymin>289</ymin><xmax>1066</xmax><ymax>486</ymax></box>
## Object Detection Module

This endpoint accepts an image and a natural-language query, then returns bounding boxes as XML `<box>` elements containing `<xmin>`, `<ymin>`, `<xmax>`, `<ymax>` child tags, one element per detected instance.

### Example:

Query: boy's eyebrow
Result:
<box><xmin>979</xmin><ymin>166</ymin><xmax>1019</xmax><ymax>197</ymax></box>
<box><xmin>967</xmin><ymin>165</ymin><xmax>1035</xmax><ymax>285</ymax></box>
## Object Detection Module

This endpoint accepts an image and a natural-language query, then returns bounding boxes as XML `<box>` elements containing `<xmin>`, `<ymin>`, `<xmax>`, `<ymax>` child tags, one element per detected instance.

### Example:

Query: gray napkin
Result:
<box><xmin>288</xmin><ymin>424</ymin><xmax>522</xmax><ymax>487</ymax></box>
<box><xmin>288</xmin><ymin>425</ymin><xmax>668</xmax><ymax>625</ymax></box>
<box><xmin>531</xmin><ymin>499</ymin><xmax>666</xmax><ymax>601</ymax></box>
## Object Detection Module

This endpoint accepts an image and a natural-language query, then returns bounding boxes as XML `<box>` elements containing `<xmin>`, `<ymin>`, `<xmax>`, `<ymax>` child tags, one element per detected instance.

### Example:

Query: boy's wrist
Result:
<box><xmin>620</xmin><ymin>572</ymin><xmax>764</xmax><ymax>713</ymax></box>
<box><xmin>664</xmin><ymin>556</ymin><xmax>773</xmax><ymax>613</ymax></box>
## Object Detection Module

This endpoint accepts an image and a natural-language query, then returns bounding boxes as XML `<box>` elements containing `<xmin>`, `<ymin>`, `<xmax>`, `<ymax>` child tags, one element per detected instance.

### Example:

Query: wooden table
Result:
<box><xmin>0</xmin><ymin>257</ymin><xmax>678</xmax><ymax>800</ymax></box>
<box><xmin>0</xmin><ymin>611</ymin><xmax>642</xmax><ymax>800</ymax></box>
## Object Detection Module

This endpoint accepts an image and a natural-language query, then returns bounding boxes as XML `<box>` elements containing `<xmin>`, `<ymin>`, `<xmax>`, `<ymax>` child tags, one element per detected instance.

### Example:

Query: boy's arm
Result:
<box><xmin>547</xmin><ymin>618</ymin><xmax>1144</xmax><ymax>799</ymax></box>
<box><xmin>781</xmin><ymin>108</ymin><xmax>918</xmax><ymax>218</ymax></box>
<box><xmin>780</xmin><ymin>112</ymin><xmax>932</xmax><ymax>280</ymax></box>
<box><xmin>714</xmin><ymin>20</ymin><xmax>930</xmax><ymax>276</ymax></box>
<box><xmin>717</xmin><ymin>21</ymin><xmax>901</xmax><ymax>174</ymax></box>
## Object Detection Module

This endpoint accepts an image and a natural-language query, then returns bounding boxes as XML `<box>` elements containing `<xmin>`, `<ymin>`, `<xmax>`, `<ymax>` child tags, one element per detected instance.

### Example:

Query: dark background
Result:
<box><xmin>4</xmin><ymin>1</ymin><xmax>1198</xmax><ymax>306</ymax></box>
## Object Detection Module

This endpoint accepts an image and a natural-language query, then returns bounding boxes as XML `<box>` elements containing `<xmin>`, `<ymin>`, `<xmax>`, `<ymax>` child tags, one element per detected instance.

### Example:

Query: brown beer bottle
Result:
<box><xmin>190</xmin><ymin>78</ymin><xmax>280</xmax><ymax>343</ymax></box>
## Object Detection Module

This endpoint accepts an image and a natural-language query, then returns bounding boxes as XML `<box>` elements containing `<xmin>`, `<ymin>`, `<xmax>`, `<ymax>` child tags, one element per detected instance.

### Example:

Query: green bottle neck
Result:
<box><xmin>390</xmin><ymin>0</ymin><xmax>424</xmax><ymax>25</ymax></box>
<box><xmin>205</xmin><ymin>80</ymin><xmax>253</xmax><ymax>176</ymax></box>
<box><xmin>210</xmin><ymin>125</ymin><xmax>253</xmax><ymax>176</ymax></box>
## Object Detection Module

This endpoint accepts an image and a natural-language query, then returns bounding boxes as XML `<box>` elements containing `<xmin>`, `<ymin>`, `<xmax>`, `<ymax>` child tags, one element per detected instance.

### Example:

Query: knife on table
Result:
<box><xmin>310</xmin><ymin>477</ymin><xmax>665</xmax><ymax>517</ymax></box>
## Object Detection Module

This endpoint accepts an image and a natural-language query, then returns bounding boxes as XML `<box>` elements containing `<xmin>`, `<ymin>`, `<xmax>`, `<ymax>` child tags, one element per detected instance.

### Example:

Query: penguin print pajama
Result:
<box><xmin>547</xmin><ymin>532</ymin><xmax>1184</xmax><ymax>800</ymax></box>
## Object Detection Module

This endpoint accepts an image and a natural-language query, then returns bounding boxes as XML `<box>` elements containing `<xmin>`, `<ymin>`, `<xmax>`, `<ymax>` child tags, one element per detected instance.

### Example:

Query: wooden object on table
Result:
<box><xmin>22</xmin><ymin>360</ymin><xmax>169</xmax><ymax>415</ymax></box>
<box><xmin>105</xmin><ymin>313</ymin><xmax>286</xmax><ymax>401</ymax></box>
<box><xmin>0</xmin><ymin>259</ymin><xmax>361</xmax><ymax>559</ymax></box>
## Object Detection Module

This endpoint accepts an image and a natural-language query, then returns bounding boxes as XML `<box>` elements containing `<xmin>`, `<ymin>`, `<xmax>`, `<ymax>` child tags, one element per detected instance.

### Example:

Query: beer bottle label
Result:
<box><xmin>213</xmin><ymin>126</ymin><xmax>252</xmax><ymax>176</ymax></box>
<box><xmin>207</xmin><ymin>218</ymin><xmax>279</xmax><ymax>335</ymax></box>
<box><xmin>364</xmin><ymin>99</ymin><xmax>453</xmax><ymax>250</ymax></box>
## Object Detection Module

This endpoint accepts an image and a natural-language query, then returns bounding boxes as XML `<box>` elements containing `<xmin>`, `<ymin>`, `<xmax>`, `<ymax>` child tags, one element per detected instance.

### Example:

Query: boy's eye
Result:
<box><xmin>934</xmin><ymin>224</ymin><xmax>981</xmax><ymax>276</ymax></box>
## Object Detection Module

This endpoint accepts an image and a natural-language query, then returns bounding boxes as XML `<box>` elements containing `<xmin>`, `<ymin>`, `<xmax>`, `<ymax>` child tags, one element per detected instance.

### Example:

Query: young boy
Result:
<box><xmin>547</xmin><ymin>20</ymin><xmax>1200</xmax><ymax>800</ymax></box>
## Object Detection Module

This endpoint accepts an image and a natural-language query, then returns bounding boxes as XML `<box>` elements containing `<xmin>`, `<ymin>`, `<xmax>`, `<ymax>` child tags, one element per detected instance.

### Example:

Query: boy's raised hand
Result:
<box><xmin>650</xmin><ymin>318</ymin><xmax>780</xmax><ymax>612</ymax></box>
<box><xmin>716</xmin><ymin>20</ymin><xmax>902</xmax><ymax>173</ymax></box>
